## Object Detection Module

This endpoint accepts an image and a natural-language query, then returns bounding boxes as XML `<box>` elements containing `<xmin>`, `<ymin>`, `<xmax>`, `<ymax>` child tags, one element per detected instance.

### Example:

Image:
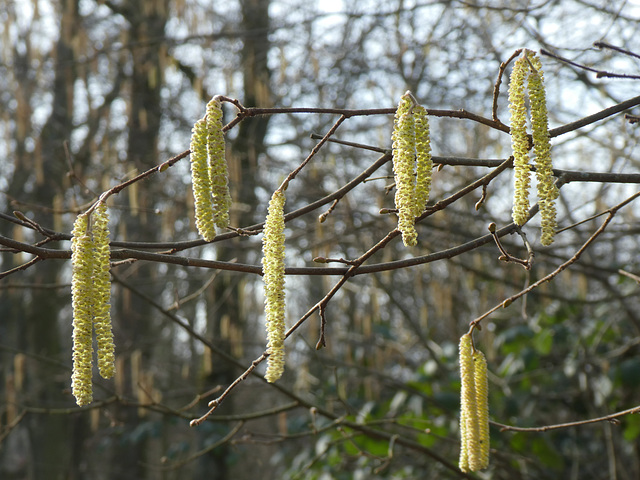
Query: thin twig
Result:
<box><xmin>0</xmin><ymin>257</ymin><xmax>44</xmax><ymax>279</ymax></box>
<box><xmin>279</xmin><ymin>115</ymin><xmax>347</xmax><ymax>192</ymax></box>
<box><xmin>469</xmin><ymin>190</ymin><xmax>640</xmax><ymax>332</ymax></box>
<box><xmin>315</xmin><ymin>304</ymin><xmax>327</xmax><ymax>350</ymax></box>
<box><xmin>541</xmin><ymin>48</ymin><xmax>640</xmax><ymax>80</ymax></box>
<box><xmin>492</xmin><ymin>48</ymin><xmax>523</xmax><ymax>123</ymax></box>
<box><xmin>488</xmin><ymin>222</ymin><xmax>532</xmax><ymax>270</ymax></box>
<box><xmin>594</xmin><ymin>41</ymin><xmax>640</xmax><ymax>60</ymax></box>
<box><xmin>318</xmin><ymin>199</ymin><xmax>340</xmax><ymax>223</ymax></box>
<box><xmin>474</xmin><ymin>184</ymin><xmax>488</xmax><ymax>211</ymax></box>
<box><xmin>492</xmin><ymin>404</ymin><xmax>640</xmax><ymax>433</ymax></box>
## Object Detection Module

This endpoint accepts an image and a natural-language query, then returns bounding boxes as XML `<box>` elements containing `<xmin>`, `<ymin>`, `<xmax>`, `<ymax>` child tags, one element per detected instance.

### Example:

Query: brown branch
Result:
<box><xmin>619</xmin><ymin>269</ymin><xmax>640</xmax><ymax>284</ymax></box>
<box><xmin>469</xmin><ymin>190</ymin><xmax>640</xmax><ymax>331</ymax></box>
<box><xmin>4</xmin><ymin>93</ymin><xmax>640</xmax><ymax>255</ymax></box>
<box><xmin>229</xmin><ymin>104</ymin><xmax>510</xmax><ymax>133</ymax></box>
<box><xmin>315</xmin><ymin>303</ymin><xmax>327</xmax><ymax>350</ymax></box>
<box><xmin>493</xmin><ymin>404</ymin><xmax>640</xmax><ymax>433</ymax></box>
<box><xmin>549</xmin><ymin>95</ymin><xmax>640</xmax><ymax>137</ymax></box>
<box><xmin>0</xmin><ymin>256</ymin><xmax>44</xmax><ymax>279</ymax></box>
<box><xmin>594</xmin><ymin>42</ymin><xmax>640</xmax><ymax>60</ymax></box>
<box><xmin>541</xmin><ymin>47</ymin><xmax>640</xmax><ymax>80</ymax></box>
<box><xmin>279</xmin><ymin>115</ymin><xmax>347</xmax><ymax>192</ymax></box>
<box><xmin>1</xmin><ymin>181</ymin><xmax>636</xmax><ymax>282</ymax></box>
<box><xmin>492</xmin><ymin>48</ymin><xmax>523</xmax><ymax>123</ymax></box>
<box><xmin>12</xmin><ymin>156</ymin><xmax>625</xmax><ymax>279</ymax></box>
<box><xmin>626</xmin><ymin>114</ymin><xmax>640</xmax><ymax>124</ymax></box>
<box><xmin>488</xmin><ymin>222</ymin><xmax>532</xmax><ymax>270</ymax></box>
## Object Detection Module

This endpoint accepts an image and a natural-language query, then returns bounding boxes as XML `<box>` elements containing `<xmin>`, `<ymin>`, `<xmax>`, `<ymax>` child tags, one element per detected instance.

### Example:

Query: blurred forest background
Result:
<box><xmin>1</xmin><ymin>0</ymin><xmax>640</xmax><ymax>479</ymax></box>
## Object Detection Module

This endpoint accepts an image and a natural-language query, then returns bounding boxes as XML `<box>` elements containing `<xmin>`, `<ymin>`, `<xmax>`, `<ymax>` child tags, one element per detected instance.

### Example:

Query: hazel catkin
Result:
<box><xmin>190</xmin><ymin>96</ymin><xmax>232</xmax><ymax>241</ymax></box>
<box><xmin>262</xmin><ymin>189</ymin><xmax>287</xmax><ymax>383</ymax></box>
<box><xmin>472</xmin><ymin>349</ymin><xmax>490</xmax><ymax>470</ymax></box>
<box><xmin>509</xmin><ymin>54</ymin><xmax>531</xmax><ymax>227</ymax></box>
<box><xmin>70</xmin><ymin>213</ymin><xmax>95</xmax><ymax>406</ymax></box>
<box><xmin>92</xmin><ymin>201</ymin><xmax>115</xmax><ymax>379</ymax></box>
<box><xmin>392</xmin><ymin>93</ymin><xmax>418</xmax><ymax>247</ymax></box>
<box><xmin>528</xmin><ymin>57</ymin><xmax>558</xmax><ymax>246</ymax></box>
<box><xmin>413</xmin><ymin>104</ymin><xmax>433</xmax><ymax>218</ymax></box>
<box><xmin>70</xmin><ymin>202</ymin><xmax>115</xmax><ymax>406</ymax></box>
<box><xmin>190</xmin><ymin>117</ymin><xmax>217</xmax><ymax>241</ymax></box>
<box><xmin>508</xmin><ymin>50</ymin><xmax>558</xmax><ymax>244</ymax></box>
<box><xmin>206</xmin><ymin>97</ymin><xmax>232</xmax><ymax>230</ymax></box>
<box><xmin>459</xmin><ymin>333</ymin><xmax>490</xmax><ymax>472</ymax></box>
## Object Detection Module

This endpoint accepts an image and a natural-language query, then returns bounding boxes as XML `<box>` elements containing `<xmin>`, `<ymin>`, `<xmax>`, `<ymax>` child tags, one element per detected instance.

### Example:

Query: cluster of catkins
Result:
<box><xmin>188</xmin><ymin>96</ymin><xmax>287</xmax><ymax>383</ymax></box>
<box><xmin>70</xmin><ymin>201</ymin><xmax>115</xmax><ymax>406</ymax></box>
<box><xmin>189</xmin><ymin>96</ymin><xmax>232</xmax><ymax>241</ymax></box>
<box><xmin>69</xmin><ymin>52</ymin><xmax>552</xmax><ymax>420</ymax></box>
<box><xmin>509</xmin><ymin>50</ymin><xmax>558</xmax><ymax>245</ymax></box>
<box><xmin>391</xmin><ymin>91</ymin><xmax>433</xmax><ymax>247</ymax></box>
<box><xmin>459</xmin><ymin>333</ymin><xmax>490</xmax><ymax>472</ymax></box>
<box><xmin>69</xmin><ymin>96</ymin><xmax>290</xmax><ymax>408</ymax></box>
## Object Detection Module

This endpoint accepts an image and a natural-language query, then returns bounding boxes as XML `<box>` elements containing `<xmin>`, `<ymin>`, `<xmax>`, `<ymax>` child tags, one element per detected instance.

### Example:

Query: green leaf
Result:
<box><xmin>531</xmin><ymin>436</ymin><xmax>564</xmax><ymax>470</ymax></box>
<box><xmin>533</xmin><ymin>329</ymin><xmax>554</xmax><ymax>356</ymax></box>
<box><xmin>623</xmin><ymin>414</ymin><xmax>640</xmax><ymax>441</ymax></box>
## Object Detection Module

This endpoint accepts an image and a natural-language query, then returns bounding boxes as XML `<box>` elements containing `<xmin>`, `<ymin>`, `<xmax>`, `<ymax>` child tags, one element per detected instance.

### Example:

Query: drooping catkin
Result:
<box><xmin>190</xmin><ymin>96</ymin><xmax>232</xmax><ymax>241</ymax></box>
<box><xmin>459</xmin><ymin>333</ymin><xmax>477</xmax><ymax>472</ymax></box>
<box><xmin>190</xmin><ymin>117</ymin><xmax>217</xmax><ymax>241</ymax></box>
<box><xmin>528</xmin><ymin>56</ymin><xmax>558</xmax><ymax>246</ymax></box>
<box><xmin>459</xmin><ymin>333</ymin><xmax>490</xmax><ymax>472</ymax></box>
<box><xmin>71</xmin><ymin>213</ymin><xmax>95</xmax><ymax>406</ymax></box>
<box><xmin>262</xmin><ymin>189</ymin><xmax>287</xmax><ymax>383</ymax></box>
<box><xmin>509</xmin><ymin>54</ymin><xmax>531</xmax><ymax>227</ymax></box>
<box><xmin>92</xmin><ymin>202</ymin><xmax>115</xmax><ymax>379</ymax></box>
<box><xmin>206</xmin><ymin>97</ymin><xmax>232</xmax><ymax>229</ymax></box>
<box><xmin>508</xmin><ymin>50</ymin><xmax>558</xmax><ymax>244</ymax></box>
<box><xmin>70</xmin><ymin>202</ymin><xmax>115</xmax><ymax>406</ymax></box>
<box><xmin>413</xmin><ymin>104</ymin><xmax>432</xmax><ymax>218</ymax></box>
<box><xmin>473</xmin><ymin>350</ymin><xmax>490</xmax><ymax>471</ymax></box>
<box><xmin>392</xmin><ymin>93</ymin><xmax>418</xmax><ymax>247</ymax></box>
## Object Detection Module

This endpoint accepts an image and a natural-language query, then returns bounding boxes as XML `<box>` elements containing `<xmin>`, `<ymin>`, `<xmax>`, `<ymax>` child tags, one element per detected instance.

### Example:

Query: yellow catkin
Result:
<box><xmin>392</xmin><ymin>93</ymin><xmax>417</xmax><ymax>247</ymax></box>
<box><xmin>70</xmin><ymin>214</ymin><xmax>94</xmax><ymax>406</ymax></box>
<box><xmin>206</xmin><ymin>97</ymin><xmax>232</xmax><ymax>229</ymax></box>
<box><xmin>459</xmin><ymin>333</ymin><xmax>490</xmax><ymax>472</ymax></box>
<box><xmin>262</xmin><ymin>189</ymin><xmax>286</xmax><ymax>383</ymax></box>
<box><xmin>190</xmin><ymin>117</ymin><xmax>216</xmax><ymax>241</ymax></box>
<box><xmin>459</xmin><ymin>333</ymin><xmax>477</xmax><ymax>472</ymax></box>
<box><xmin>413</xmin><ymin>104</ymin><xmax>432</xmax><ymax>218</ymax></box>
<box><xmin>473</xmin><ymin>350</ymin><xmax>490</xmax><ymax>471</ymax></box>
<box><xmin>509</xmin><ymin>55</ymin><xmax>531</xmax><ymax>226</ymax></box>
<box><xmin>92</xmin><ymin>202</ymin><xmax>115</xmax><ymax>379</ymax></box>
<box><xmin>528</xmin><ymin>56</ymin><xmax>558</xmax><ymax>246</ymax></box>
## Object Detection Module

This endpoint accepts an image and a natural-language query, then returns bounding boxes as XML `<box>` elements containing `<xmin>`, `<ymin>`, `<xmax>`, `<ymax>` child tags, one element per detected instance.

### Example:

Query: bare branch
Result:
<box><xmin>493</xmin><ymin>404</ymin><xmax>640</xmax><ymax>432</ymax></box>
